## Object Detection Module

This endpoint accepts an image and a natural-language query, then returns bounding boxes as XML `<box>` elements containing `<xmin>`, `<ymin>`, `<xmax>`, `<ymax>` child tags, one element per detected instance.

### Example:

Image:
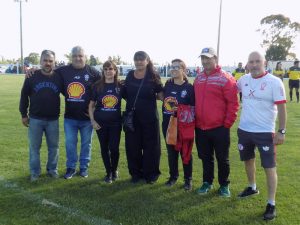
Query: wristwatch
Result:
<box><xmin>277</xmin><ymin>129</ymin><xmax>286</xmax><ymax>134</ymax></box>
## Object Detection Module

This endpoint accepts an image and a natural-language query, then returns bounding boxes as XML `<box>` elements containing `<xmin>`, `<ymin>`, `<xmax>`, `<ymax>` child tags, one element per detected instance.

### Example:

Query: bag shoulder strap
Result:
<box><xmin>132</xmin><ymin>72</ymin><xmax>145</xmax><ymax>110</ymax></box>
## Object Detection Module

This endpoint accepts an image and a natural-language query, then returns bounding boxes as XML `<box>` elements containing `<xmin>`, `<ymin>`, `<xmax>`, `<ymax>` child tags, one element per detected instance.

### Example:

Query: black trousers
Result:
<box><xmin>96</xmin><ymin>125</ymin><xmax>121</xmax><ymax>175</ymax></box>
<box><xmin>125</xmin><ymin>118</ymin><xmax>161</xmax><ymax>181</ymax></box>
<box><xmin>162</xmin><ymin>122</ymin><xmax>192</xmax><ymax>181</ymax></box>
<box><xmin>195</xmin><ymin>126</ymin><xmax>230</xmax><ymax>186</ymax></box>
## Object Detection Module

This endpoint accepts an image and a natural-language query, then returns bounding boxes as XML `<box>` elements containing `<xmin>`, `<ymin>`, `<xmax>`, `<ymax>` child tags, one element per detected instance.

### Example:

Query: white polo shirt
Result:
<box><xmin>237</xmin><ymin>72</ymin><xmax>286</xmax><ymax>133</ymax></box>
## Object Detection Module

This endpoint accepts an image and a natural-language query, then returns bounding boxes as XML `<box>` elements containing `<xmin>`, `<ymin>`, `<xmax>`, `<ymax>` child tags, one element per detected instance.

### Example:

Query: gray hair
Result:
<box><xmin>41</xmin><ymin>49</ymin><xmax>55</xmax><ymax>59</ymax></box>
<box><xmin>71</xmin><ymin>46</ymin><xmax>85</xmax><ymax>56</ymax></box>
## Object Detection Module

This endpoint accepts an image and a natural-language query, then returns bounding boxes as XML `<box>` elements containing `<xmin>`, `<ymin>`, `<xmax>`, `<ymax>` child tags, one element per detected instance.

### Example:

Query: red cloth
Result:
<box><xmin>193</xmin><ymin>66</ymin><xmax>239</xmax><ymax>130</ymax></box>
<box><xmin>175</xmin><ymin>104</ymin><xmax>195</xmax><ymax>165</ymax></box>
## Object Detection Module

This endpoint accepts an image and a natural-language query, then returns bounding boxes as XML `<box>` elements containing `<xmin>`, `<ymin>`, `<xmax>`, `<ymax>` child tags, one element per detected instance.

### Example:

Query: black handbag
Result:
<box><xmin>122</xmin><ymin>74</ymin><xmax>145</xmax><ymax>132</ymax></box>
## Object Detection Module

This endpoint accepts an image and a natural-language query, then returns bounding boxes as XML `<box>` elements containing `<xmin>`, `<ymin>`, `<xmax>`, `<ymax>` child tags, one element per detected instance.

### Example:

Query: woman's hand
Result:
<box><xmin>91</xmin><ymin>120</ymin><xmax>101</xmax><ymax>130</ymax></box>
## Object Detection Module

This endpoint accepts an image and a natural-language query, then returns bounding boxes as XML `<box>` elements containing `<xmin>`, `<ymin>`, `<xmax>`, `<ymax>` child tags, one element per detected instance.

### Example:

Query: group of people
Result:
<box><xmin>19</xmin><ymin>46</ymin><xmax>287</xmax><ymax>221</ymax></box>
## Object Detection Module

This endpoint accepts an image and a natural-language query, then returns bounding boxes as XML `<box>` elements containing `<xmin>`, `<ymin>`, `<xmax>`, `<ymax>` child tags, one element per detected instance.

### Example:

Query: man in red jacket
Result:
<box><xmin>194</xmin><ymin>47</ymin><xmax>239</xmax><ymax>197</ymax></box>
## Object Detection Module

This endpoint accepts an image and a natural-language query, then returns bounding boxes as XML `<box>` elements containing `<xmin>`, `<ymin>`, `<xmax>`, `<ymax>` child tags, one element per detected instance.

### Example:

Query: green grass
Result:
<box><xmin>0</xmin><ymin>74</ymin><xmax>299</xmax><ymax>225</ymax></box>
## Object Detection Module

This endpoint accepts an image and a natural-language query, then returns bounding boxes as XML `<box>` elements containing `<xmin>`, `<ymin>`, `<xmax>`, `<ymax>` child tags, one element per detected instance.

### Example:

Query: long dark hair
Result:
<box><xmin>93</xmin><ymin>61</ymin><xmax>119</xmax><ymax>92</ymax></box>
<box><xmin>134</xmin><ymin>51</ymin><xmax>161</xmax><ymax>84</ymax></box>
<box><xmin>275</xmin><ymin>62</ymin><xmax>282</xmax><ymax>71</ymax></box>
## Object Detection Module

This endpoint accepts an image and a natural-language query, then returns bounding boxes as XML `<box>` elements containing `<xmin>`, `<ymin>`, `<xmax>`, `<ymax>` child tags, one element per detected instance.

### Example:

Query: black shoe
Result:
<box><xmin>64</xmin><ymin>168</ymin><xmax>76</xmax><ymax>179</ymax></box>
<box><xmin>165</xmin><ymin>177</ymin><xmax>177</xmax><ymax>187</ymax></box>
<box><xmin>130</xmin><ymin>176</ymin><xmax>141</xmax><ymax>184</ymax></box>
<box><xmin>238</xmin><ymin>187</ymin><xmax>259</xmax><ymax>198</ymax></box>
<box><xmin>112</xmin><ymin>171</ymin><xmax>119</xmax><ymax>181</ymax></box>
<box><xmin>183</xmin><ymin>179</ymin><xmax>192</xmax><ymax>191</ymax></box>
<box><xmin>263</xmin><ymin>204</ymin><xmax>276</xmax><ymax>220</ymax></box>
<box><xmin>146</xmin><ymin>175</ymin><xmax>159</xmax><ymax>184</ymax></box>
<box><xmin>104</xmin><ymin>174</ymin><xmax>112</xmax><ymax>184</ymax></box>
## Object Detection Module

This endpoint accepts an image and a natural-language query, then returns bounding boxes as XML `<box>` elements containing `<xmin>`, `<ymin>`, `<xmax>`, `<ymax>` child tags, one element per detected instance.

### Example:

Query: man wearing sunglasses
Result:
<box><xmin>194</xmin><ymin>47</ymin><xmax>239</xmax><ymax>197</ymax></box>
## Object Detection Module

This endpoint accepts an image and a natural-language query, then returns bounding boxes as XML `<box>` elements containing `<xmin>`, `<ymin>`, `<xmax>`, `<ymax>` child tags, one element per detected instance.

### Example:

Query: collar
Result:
<box><xmin>252</xmin><ymin>71</ymin><xmax>268</xmax><ymax>79</ymax></box>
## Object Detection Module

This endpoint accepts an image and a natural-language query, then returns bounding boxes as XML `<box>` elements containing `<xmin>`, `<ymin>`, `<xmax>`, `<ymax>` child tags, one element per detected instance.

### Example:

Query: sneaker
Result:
<box><xmin>104</xmin><ymin>174</ymin><xmax>112</xmax><ymax>184</ymax></box>
<box><xmin>165</xmin><ymin>177</ymin><xmax>177</xmax><ymax>187</ymax></box>
<box><xmin>79</xmin><ymin>169</ymin><xmax>88</xmax><ymax>178</ymax></box>
<box><xmin>112</xmin><ymin>171</ymin><xmax>119</xmax><ymax>181</ymax></box>
<box><xmin>238</xmin><ymin>187</ymin><xmax>259</xmax><ymax>198</ymax></box>
<box><xmin>218</xmin><ymin>185</ymin><xmax>231</xmax><ymax>197</ymax></box>
<box><xmin>64</xmin><ymin>168</ymin><xmax>76</xmax><ymax>179</ymax></box>
<box><xmin>30</xmin><ymin>174</ymin><xmax>39</xmax><ymax>182</ymax></box>
<box><xmin>47</xmin><ymin>171</ymin><xmax>59</xmax><ymax>178</ymax></box>
<box><xmin>263</xmin><ymin>203</ymin><xmax>276</xmax><ymax>220</ymax></box>
<box><xmin>196</xmin><ymin>182</ymin><xmax>213</xmax><ymax>194</ymax></box>
<box><xmin>183</xmin><ymin>179</ymin><xmax>192</xmax><ymax>191</ymax></box>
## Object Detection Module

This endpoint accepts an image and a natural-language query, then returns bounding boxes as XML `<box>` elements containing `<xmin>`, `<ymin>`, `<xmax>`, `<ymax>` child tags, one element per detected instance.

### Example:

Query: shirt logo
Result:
<box><xmin>260</xmin><ymin>82</ymin><xmax>267</xmax><ymax>90</ymax></box>
<box><xmin>181</xmin><ymin>90</ymin><xmax>187</xmax><ymax>98</ymax></box>
<box><xmin>249</xmin><ymin>90</ymin><xmax>255</xmax><ymax>97</ymax></box>
<box><xmin>164</xmin><ymin>97</ymin><xmax>178</xmax><ymax>113</ymax></box>
<box><xmin>67</xmin><ymin>82</ymin><xmax>85</xmax><ymax>99</ymax></box>
<box><xmin>74</xmin><ymin>76</ymin><xmax>80</xmax><ymax>80</ymax></box>
<box><xmin>262</xmin><ymin>146</ymin><xmax>270</xmax><ymax>151</ymax></box>
<box><xmin>102</xmin><ymin>95</ymin><xmax>118</xmax><ymax>109</ymax></box>
<box><xmin>84</xmin><ymin>74</ymin><xmax>89</xmax><ymax>81</ymax></box>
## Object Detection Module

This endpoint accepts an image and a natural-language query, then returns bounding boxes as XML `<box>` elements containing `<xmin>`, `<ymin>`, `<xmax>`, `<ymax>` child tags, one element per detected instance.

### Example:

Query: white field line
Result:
<box><xmin>0</xmin><ymin>176</ymin><xmax>117</xmax><ymax>225</ymax></box>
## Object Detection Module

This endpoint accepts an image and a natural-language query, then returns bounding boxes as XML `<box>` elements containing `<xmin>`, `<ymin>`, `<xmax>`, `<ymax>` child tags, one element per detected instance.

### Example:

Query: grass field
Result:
<box><xmin>0</xmin><ymin>74</ymin><xmax>299</xmax><ymax>225</ymax></box>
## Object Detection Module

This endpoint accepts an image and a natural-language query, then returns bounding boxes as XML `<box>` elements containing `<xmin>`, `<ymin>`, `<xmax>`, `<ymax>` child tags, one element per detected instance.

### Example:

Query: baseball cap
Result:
<box><xmin>199</xmin><ymin>47</ymin><xmax>217</xmax><ymax>58</ymax></box>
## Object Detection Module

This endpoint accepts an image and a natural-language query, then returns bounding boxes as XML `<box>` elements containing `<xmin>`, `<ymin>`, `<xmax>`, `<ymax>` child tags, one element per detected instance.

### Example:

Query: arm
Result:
<box><xmin>88</xmin><ymin>100</ymin><xmax>101</xmax><ymax>130</ymax></box>
<box><xmin>156</xmin><ymin>91</ymin><xmax>164</xmax><ymax>101</ymax></box>
<box><xmin>223</xmin><ymin>77</ymin><xmax>239</xmax><ymax>128</ymax></box>
<box><xmin>19</xmin><ymin>78</ymin><xmax>30</xmax><ymax>127</ymax></box>
<box><xmin>273</xmin><ymin>103</ymin><xmax>287</xmax><ymax>145</ymax></box>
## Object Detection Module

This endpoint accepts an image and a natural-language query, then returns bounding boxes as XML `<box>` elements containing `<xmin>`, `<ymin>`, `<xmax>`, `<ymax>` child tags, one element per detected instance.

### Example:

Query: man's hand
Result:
<box><xmin>91</xmin><ymin>120</ymin><xmax>101</xmax><ymax>130</ymax></box>
<box><xmin>25</xmin><ymin>68</ymin><xmax>37</xmax><ymax>78</ymax></box>
<box><xmin>273</xmin><ymin>132</ymin><xmax>285</xmax><ymax>145</ymax></box>
<box><xmin>22</xmin><ymin>117</ymin><xmax>29</xmax><ymax>127</ymax></box>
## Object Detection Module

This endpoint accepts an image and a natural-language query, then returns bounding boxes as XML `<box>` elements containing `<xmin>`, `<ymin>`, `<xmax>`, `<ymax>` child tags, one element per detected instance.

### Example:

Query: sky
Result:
<box><xmin>0</xmin><ymin>0</ymin><xmax>300</xmax><ymax>67</ymax></box>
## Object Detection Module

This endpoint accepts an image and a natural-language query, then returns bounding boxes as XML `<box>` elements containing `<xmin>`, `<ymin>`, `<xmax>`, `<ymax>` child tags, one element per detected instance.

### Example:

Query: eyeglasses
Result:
<box><xmin>104</xmin><ymin>67</ymin><xmax>114</xmax><ymax>71</ymax></box>
<box><xmin>170</xmin><ymin>66</ymin><xmax>181</xmax><ymax>71</ymax></box>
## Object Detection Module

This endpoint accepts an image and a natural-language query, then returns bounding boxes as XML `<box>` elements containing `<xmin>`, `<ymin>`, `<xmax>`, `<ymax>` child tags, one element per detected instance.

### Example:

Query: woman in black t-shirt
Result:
<box><xmin>89</xmin><ymin>61</ymin><xmax>123</xmax><ymax>183</ymax></box>
<box><xmin>161</xmin><ymin>59</ymin><xmax>195</xmax><ymax>191</ymax></box>
<box><xmin>123</xmin><ymin>51</ymin><xmax>163</xmax><ymax>184</ymax></box>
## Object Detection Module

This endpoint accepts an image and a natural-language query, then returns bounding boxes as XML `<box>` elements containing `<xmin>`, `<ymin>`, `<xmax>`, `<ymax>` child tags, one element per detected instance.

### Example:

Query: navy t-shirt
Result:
<box><xmin>19</xmin><ymin>70</ymin><xmax>62</xmax><ymax>120</ymax></box>
<box><xmin>92</xmin><ymin>83</ymin><xmax>124</xmax><ymax>127</ymax></box>
<box><xmin>124</xmin><ymin>70</ymin><xmax>163</xmax><ymax>123</ymax></box>
<box><xmin>55</xmin><ymin>64</ymin><xmax>100</xmax><ymax>120</ymax></box>
<box><xmin>162</xmin><ymin>80</ymin><xmax>195</xmax><ymax>127</ymax></box>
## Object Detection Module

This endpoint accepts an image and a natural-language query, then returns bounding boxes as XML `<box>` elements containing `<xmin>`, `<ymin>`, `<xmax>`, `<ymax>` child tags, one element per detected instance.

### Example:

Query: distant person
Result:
<box><xmin>123</xmin><ymin>51</ymin><xmax>163</xmax><ymax>184</ymax></box>
<box><xmin>161</xmin><ymin>59</ymin><xmax>195</xmax><ymax>191</ymax></box>
<box><xmin>19</xmin><ymin>50</ymin><xmax>62</xmax><ymax>182</ymax></box>
<box><xmin>119</xmin><ymin>66</ymin><xmax>123</xmax><ymax>76</ymax></box>
<box><xmin>287</xmin><ymin>60</ymin><xmax>300</xmax><ymax>102</ymax></box>
<box><xmin>237</xmin><ymin>51</ymin><xmax>287</xmax><ymax>221</ymax></box>
<box><xmin>194</xmin><ymin>47</ymin><xmax>239</xmax><ymax>197</ymax></box>
<box><xmin>232</xmin><ymin>62</ymin><xmax>246</xmax><ymax>101</ymax></box>
<box><xmin>272</xmin><ymin>62</ymin><xmax>284</xmax><ymax>81</ymax></box>
<box><xmin>196</xmin><ymin>66</ymin><xmax>201</xmax><ymax>76</ymax></box>
<box><xmin>89</xmin><ymin>61</ymin><xmax>124</xmax><ymax>183</ymax></box>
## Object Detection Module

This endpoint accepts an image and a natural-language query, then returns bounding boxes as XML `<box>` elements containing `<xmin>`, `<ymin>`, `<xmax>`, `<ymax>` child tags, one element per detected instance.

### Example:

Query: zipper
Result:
<box><xmin>200</xmin><ymin>75</ymin><xmax>208</xmax><ymax>129</ymax></box>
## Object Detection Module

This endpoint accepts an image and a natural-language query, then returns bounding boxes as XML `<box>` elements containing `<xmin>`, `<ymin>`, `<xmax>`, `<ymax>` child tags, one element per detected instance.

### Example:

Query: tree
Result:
<box><xmin>24</xmin><ymin>52</ymin><xmax>40</xmax><ymax>65</ymax></box>
<box><xmin>107</xmin><ymin>55</ymin><xmax>128</xmax><ymax>65</ymax></box>
<box><xmin>64</xmin><ymin>53</ymin><xmax>72</xmax><ymax>63</ymax></box>
<box><xmin>258</xmin><ymin>14</ymin><xmax>300</xmax><ymax>60</ymax></box>
<box><xmin>89</xmin><ymin>55</ymin><xmax>102</xmax><ymax>66</ymax></box>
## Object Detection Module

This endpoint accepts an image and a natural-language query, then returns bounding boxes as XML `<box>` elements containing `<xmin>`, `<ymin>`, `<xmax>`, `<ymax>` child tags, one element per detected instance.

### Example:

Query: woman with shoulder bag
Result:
<box><xmin>89</xmin><ymin>61</ymin><xmax>124</xmax><ymax>183</ymax></box>
<box><xmin>123</xmin><ymin>51</ymin><xmax>163</xmax><ymax>184</ymax></box>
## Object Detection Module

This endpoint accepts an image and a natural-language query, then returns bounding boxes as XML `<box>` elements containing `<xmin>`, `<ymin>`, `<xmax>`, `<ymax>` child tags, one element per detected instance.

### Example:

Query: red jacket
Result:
<box><xmin>193</xmin><ymin>66</ymin><xmax>239</xmax><ymax>130</ymax></box>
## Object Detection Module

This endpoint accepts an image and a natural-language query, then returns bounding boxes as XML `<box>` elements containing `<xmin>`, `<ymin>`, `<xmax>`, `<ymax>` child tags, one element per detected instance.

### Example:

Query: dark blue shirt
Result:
<box><xmin>55</xmin><ymin>64</ymin><xmax>100</xmax><ymax>120</ymax></box>
<box><xmin>92</xmin><ymin>83</ymin><xmax>124</xmax><ymax>127</ymax></box>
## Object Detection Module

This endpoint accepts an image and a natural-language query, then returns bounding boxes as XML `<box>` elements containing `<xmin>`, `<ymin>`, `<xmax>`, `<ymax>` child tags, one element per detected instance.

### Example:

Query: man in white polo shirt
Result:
<box><xmin>237</xmin><ymin>51</ymin><xmax>287</xmax><ymax>221</ymax></box>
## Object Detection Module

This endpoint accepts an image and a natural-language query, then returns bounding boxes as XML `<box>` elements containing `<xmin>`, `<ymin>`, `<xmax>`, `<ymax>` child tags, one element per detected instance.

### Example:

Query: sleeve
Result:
<box><xmin>91</xmin><ymin>88</ymin><xmax>98</xmax><ymax>102</ymax></box>
<box><xmin>273</xmin><ymin>79</ymin><xmax>287</xmax><ymax>104</ymax></box>
<box><xmin>19</xmin><ymin>77</ymin><xmax>31</xmax><ymax>118</ymax></box>
<box><xmin>223</xmin><ymin>76</ymin><xmax>239</xmax><ymax>128</ymax></box>
<box><xmin>232</xmin><ymin>70</ymin><xmax>236</xmax><ymax>77</ymax></box>
<box><xmin>189</xmin><ymin>84</ymin><xmax>195</xmax><ymax>106</ymax></box>
<box><xmin>154</xmin><ymin>75</ymin><xmax>163</xmax><ymax>93</ymax></box>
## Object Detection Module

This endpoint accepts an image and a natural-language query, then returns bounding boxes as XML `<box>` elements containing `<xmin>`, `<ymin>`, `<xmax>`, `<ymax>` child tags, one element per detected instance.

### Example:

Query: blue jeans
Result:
<box><xmin>28</xmin><ymin>118</ymin><xmax>59</xmax><ymax>176</ymax></box>
<box><xmin>64</xmin><ymin>118</ymin><xmax>93</xmax><ymax>170</ymax></box>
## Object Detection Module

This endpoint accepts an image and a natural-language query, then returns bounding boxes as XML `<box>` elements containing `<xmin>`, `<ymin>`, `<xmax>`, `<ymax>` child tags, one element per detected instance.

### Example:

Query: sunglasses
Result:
<box><xmin>170</xmin><ymin>66</ymin><xmax>181</xmax><ymax>71</ymax></box>
<box><xmin>104</xmin><ymin>67</ymin><xmax>114</xmax><ymax>71</ymax></box>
